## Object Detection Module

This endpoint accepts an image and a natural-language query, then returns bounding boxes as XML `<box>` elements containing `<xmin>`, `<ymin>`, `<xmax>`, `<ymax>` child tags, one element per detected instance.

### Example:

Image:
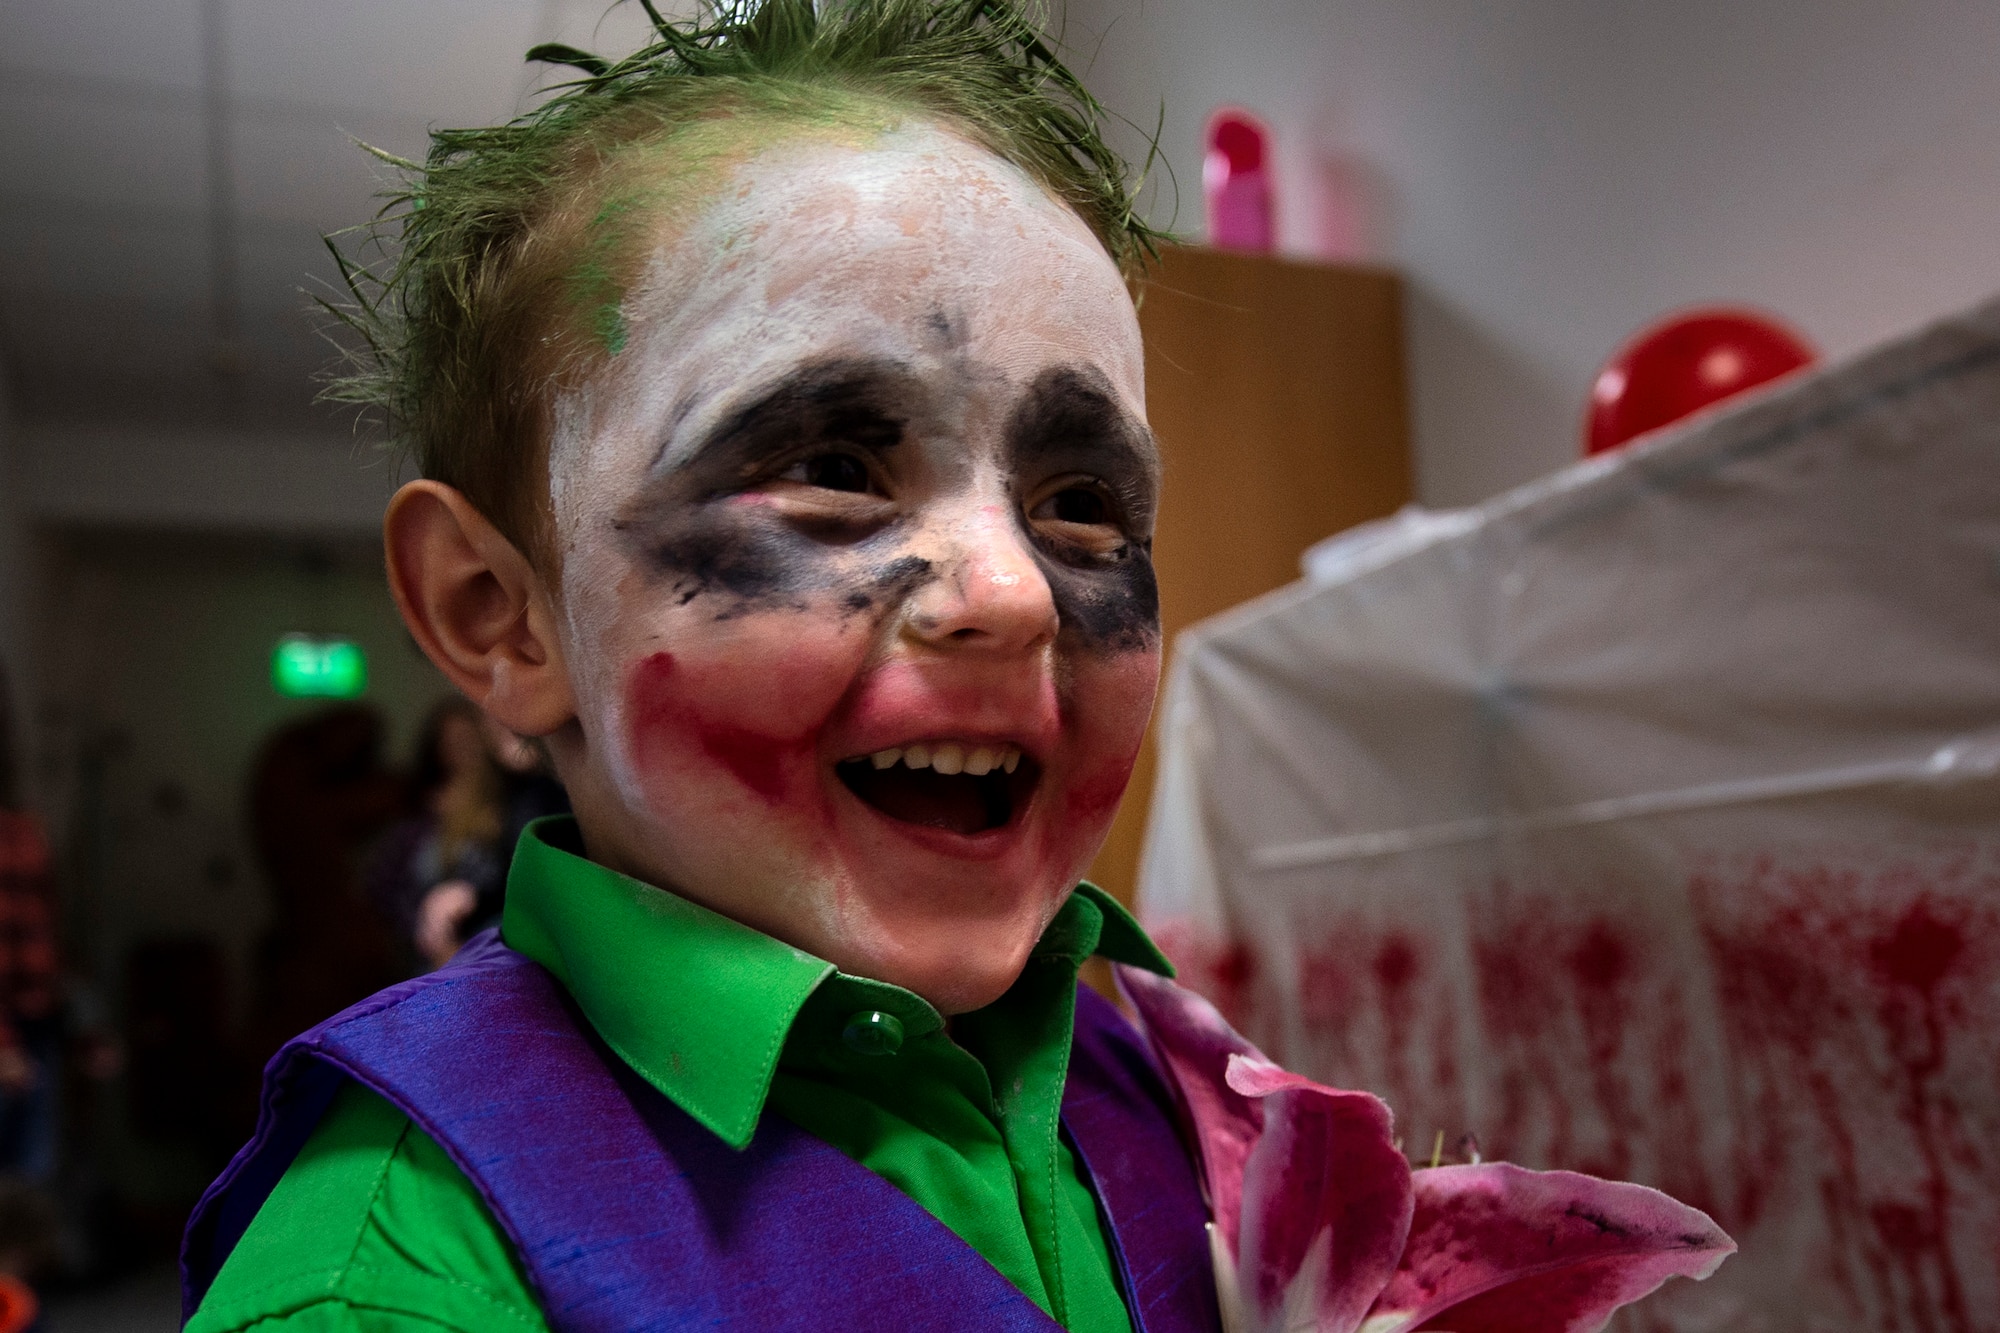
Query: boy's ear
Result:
<box><xmin>384</xmin><ymin>481</ymin><xmax>576</xmax><ymax>737</ymax></box>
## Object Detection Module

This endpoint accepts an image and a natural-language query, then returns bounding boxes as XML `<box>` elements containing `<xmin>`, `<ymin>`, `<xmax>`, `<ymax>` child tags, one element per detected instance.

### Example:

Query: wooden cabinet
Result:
<box><xmin>1086</xmin><ymin>247</ymin><xmax>1414</xmax><ymax>905</ymax></box>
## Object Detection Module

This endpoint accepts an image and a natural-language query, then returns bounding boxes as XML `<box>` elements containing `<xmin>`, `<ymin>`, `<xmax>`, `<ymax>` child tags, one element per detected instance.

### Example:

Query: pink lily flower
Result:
<box><xmin>1118</xmin><ymin>967</ymin><xmax>1735</xmax><ymax>1333</ymax></box>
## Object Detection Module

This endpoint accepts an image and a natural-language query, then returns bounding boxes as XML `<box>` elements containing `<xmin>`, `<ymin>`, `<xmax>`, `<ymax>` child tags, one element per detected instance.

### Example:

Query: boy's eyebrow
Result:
<box><xmin>654</xmin><ymin>357</ymin><xmax>923</xmax><ymax>481</ymax></box>
<box><xmin>1004</xmin><ymin>364</ymin><xmax>1160</xmax><ymax>486</ymax></box>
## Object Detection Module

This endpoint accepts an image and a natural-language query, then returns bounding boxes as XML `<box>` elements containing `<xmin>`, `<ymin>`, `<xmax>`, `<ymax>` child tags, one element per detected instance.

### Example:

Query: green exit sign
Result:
<box><xmin>272</xmin><ymin>635</ymin><xmax>367</xmax><ymax>698</ymax></box>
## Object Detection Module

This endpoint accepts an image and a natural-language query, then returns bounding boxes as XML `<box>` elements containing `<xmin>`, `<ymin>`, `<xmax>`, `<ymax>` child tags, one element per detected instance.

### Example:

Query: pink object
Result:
<box><xmin>1120</xmin><ymin>966</ymin><xmax>1736</xmax><ymax>1333</ymax></box>
<box><xmin>1205</xmin><ymin>108</ymin><xmax>1275</xmax><ymax>252</ymax></box>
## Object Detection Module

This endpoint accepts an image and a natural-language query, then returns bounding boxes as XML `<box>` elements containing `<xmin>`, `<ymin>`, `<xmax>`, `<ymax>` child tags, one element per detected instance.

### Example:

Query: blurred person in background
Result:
<box><xmin>0</xmin><ymin>667</ymin><xmax>119</xmax><ymax>1168</ymax></box>
<box><xmin>461</xmin><ymin>711</ymin><xmax>569</xmax><ymax>938</ymax></box>
<box><xmin>0</xmin><ymin>1178</ymin><xmax>52</xmax><ymax>1333</ymax></box>
<box><xmin>371</xmin><ymin>697</ymin><xmax>567</xmax><ymax>970</ymax></box>
<box><xmin>0</xmin><ymin>665</ymin><xmax>62</xmax><ymax>1188</ymax></box>
<box><xmin>244</xmin><ymin>705</ymin><xmax>408</xmax><ymax>1077</ymax></box>
<box><xmin>0</xmin><ymin>664</ymin><xmax>118</xmax><ymax>1319</ymax></box>
<box><xmin>401</xmin><ymin>697</ymin><xmax>506</xmax><ymax>969</ymax></box>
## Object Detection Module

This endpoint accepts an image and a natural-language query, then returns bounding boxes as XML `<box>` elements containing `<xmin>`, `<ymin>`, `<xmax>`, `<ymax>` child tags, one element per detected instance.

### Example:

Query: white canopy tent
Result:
<box><xmin>1138</xmin><ymin>296</ymin><xmax>2000</xmax><ymax>1330</ymax></box>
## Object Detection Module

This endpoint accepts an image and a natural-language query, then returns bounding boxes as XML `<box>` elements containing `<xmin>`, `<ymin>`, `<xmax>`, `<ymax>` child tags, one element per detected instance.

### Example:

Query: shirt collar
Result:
<box><xmin>500</xmin><ymin>817</ymin><xmax>1171</xmax><ymax>1149</ymax></box>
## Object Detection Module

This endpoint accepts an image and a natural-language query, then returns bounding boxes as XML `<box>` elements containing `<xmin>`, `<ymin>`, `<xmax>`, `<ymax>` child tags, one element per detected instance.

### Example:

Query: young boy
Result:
<box><xmin>181</xmin><ymin>3</ymin><xmax>1216</xmax><ymax>1330</ymax></box>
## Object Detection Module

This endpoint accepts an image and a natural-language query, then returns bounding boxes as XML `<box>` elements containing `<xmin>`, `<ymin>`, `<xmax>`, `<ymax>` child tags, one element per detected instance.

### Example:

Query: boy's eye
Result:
<box><xmin>1042</xmin><ymin>487</ymin><xmax>1108</xmax><ymax>525</ymax></box>
<box><xmin>1027</xmin><ymin>478</ymin><xmax>1127</xmax><ymax>557</ymax></box>
<box><xmin>791</xmin><ymin>452</ymin><xmax>876</xmax><ymax>493</ymax></box>
<box><xmin>754</xmin><ymin>449</ymin><xmax>895</xmax><ymax>532</ymax></box>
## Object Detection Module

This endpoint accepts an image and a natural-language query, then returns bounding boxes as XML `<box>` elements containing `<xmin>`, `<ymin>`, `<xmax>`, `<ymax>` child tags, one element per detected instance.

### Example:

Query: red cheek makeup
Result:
<box><xmin>626</xmin><ymin>647</ymin><xmax>839</xmax><ymax>818</ymax></box>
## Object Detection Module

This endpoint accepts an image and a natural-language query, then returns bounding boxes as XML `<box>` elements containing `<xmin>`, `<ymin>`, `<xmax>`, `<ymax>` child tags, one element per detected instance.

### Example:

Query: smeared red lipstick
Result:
<box><xmin>628</xmin><ymin>650</ymin><xmax>817</xmax><ymax>806</ymax></box>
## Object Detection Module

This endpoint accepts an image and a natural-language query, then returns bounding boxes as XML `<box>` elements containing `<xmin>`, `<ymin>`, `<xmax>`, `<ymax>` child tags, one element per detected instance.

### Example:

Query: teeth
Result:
<box><xmin>855</xmin><ymin>743</ymin><xmax>1027</xmax><ymax>774</ymax></box>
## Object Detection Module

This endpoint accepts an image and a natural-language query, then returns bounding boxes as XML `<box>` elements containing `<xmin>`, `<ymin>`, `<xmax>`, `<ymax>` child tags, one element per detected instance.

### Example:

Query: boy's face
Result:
<box><xmin>544</xmin><ymin>122</ymin><xmax>1157</xmax><ymax>1012</ymax></box>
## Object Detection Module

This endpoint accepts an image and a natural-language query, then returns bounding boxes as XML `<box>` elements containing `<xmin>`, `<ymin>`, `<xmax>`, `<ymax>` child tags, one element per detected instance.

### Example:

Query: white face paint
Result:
<box><xmin>541</xmin><ymin>121</ymin><xmax>1160</xmax><ymax>1013</ymax></box>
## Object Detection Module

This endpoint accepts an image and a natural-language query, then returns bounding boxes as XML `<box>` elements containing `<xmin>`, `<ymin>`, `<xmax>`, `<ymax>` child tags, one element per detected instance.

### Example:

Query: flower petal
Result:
<box><xmin>1119</xmin><ymin>968</ymin><xmax>1414</xmax><ymax>1333</ymax></box>
<box><xmin>1118</xmin><ymin>964</ymin><xmax>1269</xmax><ymax>1255</ymax></box>
<box><xmin>1361</xmin><ymin>1163</ymin><xmax>1736</xmax><ymax>1333</ymax></box>
<box><xmin>1235</xmin><ymin>1063</ymin><xmax>1413</xmax><ymax>1333</ymax></box>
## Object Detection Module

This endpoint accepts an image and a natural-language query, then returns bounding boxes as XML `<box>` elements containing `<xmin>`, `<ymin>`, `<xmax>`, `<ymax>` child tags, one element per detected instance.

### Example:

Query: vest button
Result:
<box><xmin>841</xmin><ymin>1010</ymin><xmax>904</xmax><ymax>1056</ymax></box>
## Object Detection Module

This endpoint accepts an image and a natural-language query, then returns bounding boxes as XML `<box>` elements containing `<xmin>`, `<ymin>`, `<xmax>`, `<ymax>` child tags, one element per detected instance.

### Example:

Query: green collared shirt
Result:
<box><xmin>190</xmin><ymin>818</ymin><xmax>1172</xmax><ymax>1333</ymax></box>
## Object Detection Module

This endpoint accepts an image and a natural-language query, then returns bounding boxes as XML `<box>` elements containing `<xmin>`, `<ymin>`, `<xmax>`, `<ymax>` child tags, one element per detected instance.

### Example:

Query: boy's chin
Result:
<box><xmin>820</xmin><ymin>920</ymin><xmax>1047</xmax><ymax>1016</ymax></box>
<box><xmin>879</xmin><ymin>952</ymin><xmax>1032</xmax><ymax>1016</ymax></box>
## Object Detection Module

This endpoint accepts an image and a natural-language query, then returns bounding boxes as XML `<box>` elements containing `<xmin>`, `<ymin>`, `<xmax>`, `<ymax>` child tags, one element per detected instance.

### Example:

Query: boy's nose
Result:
<box><xmin>900</xmin><ymin>506</ymin><xmax>1059</xmax><ymax>657</ymax></box>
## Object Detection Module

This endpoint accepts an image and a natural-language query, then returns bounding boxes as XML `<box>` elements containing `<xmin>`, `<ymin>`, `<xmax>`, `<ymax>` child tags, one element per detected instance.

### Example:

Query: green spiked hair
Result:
<box><xmin>322</xmin><ymin>0</ymin><xmax>1165</xmax><ymax>563</ymax></box>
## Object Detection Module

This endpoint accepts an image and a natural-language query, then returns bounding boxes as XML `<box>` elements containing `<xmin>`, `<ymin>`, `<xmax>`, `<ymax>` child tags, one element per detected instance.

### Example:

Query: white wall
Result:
<box><xmin>1067</xmin><ymin>0</ymin><xmax>2000</xmax><ymax>506</ymax></box>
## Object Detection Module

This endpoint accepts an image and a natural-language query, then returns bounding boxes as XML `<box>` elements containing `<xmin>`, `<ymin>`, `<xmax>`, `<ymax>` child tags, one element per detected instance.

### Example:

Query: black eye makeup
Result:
<box><xmin>608</xmin><ymin>357</ymin><xmax>1161</xmax><ymax>652</ymax></box>
<box><xmin>611</xmin><ymin>358</ymin><xmax>928</xmax><ymax>611</ymax></box>
<box><xmin>1005</xmin><ymin>365</ymin><xmax>1162</xmax><ymax>652</ymax></box>
<box><xmin>1005</xmin><ymin>366</ymin><xmax>1159</xmax><ymax>542</ymax></box>
<box><xmin>649</xmin><ymin>357</ymin><xmax>923</xmax><ymax>501</ymax></box>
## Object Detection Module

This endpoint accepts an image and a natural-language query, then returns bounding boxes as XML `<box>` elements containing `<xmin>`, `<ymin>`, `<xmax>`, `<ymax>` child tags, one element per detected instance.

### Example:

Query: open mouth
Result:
<box><xmin>836</xmin><ymin>742</ymin><xmax>1041</xmax><ymax>837</ymax></box>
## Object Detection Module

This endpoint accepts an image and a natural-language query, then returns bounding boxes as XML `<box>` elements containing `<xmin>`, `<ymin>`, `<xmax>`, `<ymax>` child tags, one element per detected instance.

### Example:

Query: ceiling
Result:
<box><xmin>0</xmin><ymin>0</ymin><xmax>673</xmax><ymax>438</ymax></box>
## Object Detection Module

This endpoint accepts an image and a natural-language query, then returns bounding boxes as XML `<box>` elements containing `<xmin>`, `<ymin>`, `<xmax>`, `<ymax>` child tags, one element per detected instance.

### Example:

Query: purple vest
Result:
<box><xmin>182</xmin><ymin>932</ymin><xmax>1220</xmax><ymax>1333</ymax></box>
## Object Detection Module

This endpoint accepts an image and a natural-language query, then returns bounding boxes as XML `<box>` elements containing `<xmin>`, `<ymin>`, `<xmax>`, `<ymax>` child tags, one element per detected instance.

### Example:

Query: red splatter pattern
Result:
<box><xmin>1694</xmin><ymin>855</ymin><xmax>1995</xmax><ymax>1329</ymax></box>
<box><xmin>1467</xmin><ymin>899</ymin><xmax>1708</xmax><ymax>1206</ymax></box>
<box><xmin>1178</xmin><ymin>847</ymin><xmax>2000</xmax><ymax>1331</ymax></box>
<box><xmin>1294</xmin><ymin>924</ymin><xmax>1465</xmax><ymax>1158</ymax></box>
<box><xmin>1151</xmin><ymin>921</ymin><xmax>1263</xmax><ymax>1037</ymax></box>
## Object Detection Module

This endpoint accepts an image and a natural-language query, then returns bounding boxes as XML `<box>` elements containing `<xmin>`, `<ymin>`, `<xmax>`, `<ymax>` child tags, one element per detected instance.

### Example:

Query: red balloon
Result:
<box><xmin>1585</xmin><ymin>308</ymin><xmax>1816</xmax><ymax>456</ymax></box>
